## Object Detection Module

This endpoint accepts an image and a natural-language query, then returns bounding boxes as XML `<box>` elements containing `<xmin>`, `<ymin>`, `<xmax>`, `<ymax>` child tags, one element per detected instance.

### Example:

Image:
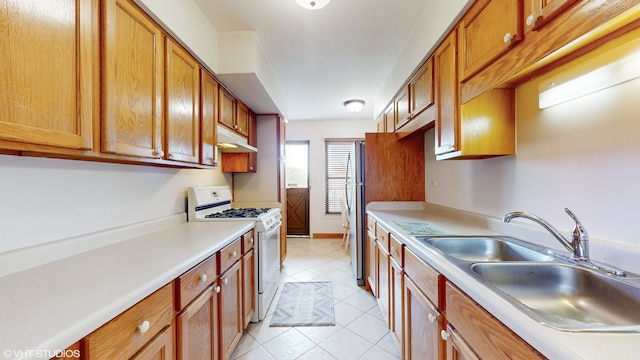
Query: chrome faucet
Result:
<box><xmin>503</xmin><ymin>208</ymin><xmax>589</xmax><ymax>261</ymax></box>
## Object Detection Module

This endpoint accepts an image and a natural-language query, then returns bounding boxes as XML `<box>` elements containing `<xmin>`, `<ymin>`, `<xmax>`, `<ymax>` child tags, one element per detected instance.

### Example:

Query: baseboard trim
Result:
<box><xmin>312</xmin><ymin>233</ymin><xmax>343</xmax><ymax>239</ymax></box>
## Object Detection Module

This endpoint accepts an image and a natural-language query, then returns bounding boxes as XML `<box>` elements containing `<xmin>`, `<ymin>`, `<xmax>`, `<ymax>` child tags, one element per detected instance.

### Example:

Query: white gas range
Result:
<box><xmin>187</xmin><ymin>186</ymin><xmax>282</xmax><ymax>322</ymax></box>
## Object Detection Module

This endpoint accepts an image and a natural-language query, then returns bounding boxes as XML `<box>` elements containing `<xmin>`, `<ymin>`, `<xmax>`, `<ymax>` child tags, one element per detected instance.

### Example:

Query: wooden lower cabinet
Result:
<box><xmin>445</xmin><ymin>282</ymin><xmax>545</xmax><ymax>360</ymax></box>
<box><xmin>83</xmin><ymin>284</ymin><xmax>174</xmax><ymax>360</ymax></box>
<box><xmin>176</xmin><ymin>286</ymin><xmax>218</xmax><ymax>360</ymax></box>
<box><xmin>442</xmin><ymin>324</ymin><xmax>479</xmax><ymax>360</ymax></box>
<box><xmin>242</xmin><ymin>248</ymin><xmax>256</xmax><ymax>328</ymax></box>
<box><xmin>376</xmin><ymin>242</ymin><xmax>390</xmax><ymax>325</ymax></box>
<box><xmin>404</xmin><ymin>276</ymin><xmax>443</xmax><ymax>360</ymax></box>
<box><xmin>131</xmin><ymin>325</ymin><xmax>174</xmax><ymax>360</ymax></box>
<box><xmin>219</xmin><ymin>260</ymin><xmax>243</xmax><ymax>360</ymax></box>
<box><xmin>366</xmin><ymin>228</ymin><xmax>378</xmax><ymax>296</ymax></box>
<box><xmin>390</xmin><ymin>255</ymin><xmax>404</xmax><ymax>356</ymax></box>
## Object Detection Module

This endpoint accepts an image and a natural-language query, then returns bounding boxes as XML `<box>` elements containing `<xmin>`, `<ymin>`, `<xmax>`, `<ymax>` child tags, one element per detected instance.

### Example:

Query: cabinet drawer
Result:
<box><xmin>175</xmin><ymin>255</ymin><xmax>217</xmax><ymax>310</ymax></box>
<box><xmin>219</xmin><ymin>237</ymin><xmax>242</xmax><ymax>274</ymax></box>
<box><xmin>375</xmin><ymin>224</ymin><xmax>390</xmax><ymax>253</ymax></box>
<box><xmin>389</xmin><ymin>234</ymin><xmax>404</xmax><ymax>266</ymax></box>
<box><xmin>242</xmin><ymin>229</ymin><xmax>255</xmax><ymax>253</ymax></box>
<box><xmin>84</xmin><ymin>283</ymin><xmax>173</xmax><ymax>360</ymax></box>
<box><xmin>367</xmin><ymin>216</ymin><xmax>376</xmax><ymax>235</ymax></box>
<box><xmin>404</xmin><ymin>248</ymin><xmax>440</xmax><ymax>308</ymax></box>
<box><xmin>445</xmin><ymin>282</ymin><xmax>544</xmax><ymax>360</ymax></box>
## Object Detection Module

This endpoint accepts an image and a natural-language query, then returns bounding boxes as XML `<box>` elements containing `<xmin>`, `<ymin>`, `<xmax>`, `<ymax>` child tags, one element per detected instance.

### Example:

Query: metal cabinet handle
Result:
<box><xmin>526</xmin><ymin>14</ymin><xmax>537</xmax><ymax>27</ymax></box>
<box><xmin>231</xmin><ymin>251</ymin><xmax>237</xmax><ymax>257</ymax></box>
<box><xmin>199</xmin><ymin>274</ymin><xmax>207</xmax><ymax>283</ymax></box>
<box><xmin>503</xmin><ymin>32</ymin><xmax>514</xmax><ymax>44</ymax></box>
<box><xmin>215</xmin><ymin>286</ymin><xmax>221</xmax><ymax>293</ymax></box>
<box><xmin>440</xmin><ymin>329</ymin><xmax>449</xmax><ymax>341</ymax></box>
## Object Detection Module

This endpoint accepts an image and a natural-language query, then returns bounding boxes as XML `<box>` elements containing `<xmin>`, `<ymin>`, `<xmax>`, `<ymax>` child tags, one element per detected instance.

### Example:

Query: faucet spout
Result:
<box><xmin>503</xmin><ymin>208</ymin><xmax>589</xmax><ymax>261</ymax></box>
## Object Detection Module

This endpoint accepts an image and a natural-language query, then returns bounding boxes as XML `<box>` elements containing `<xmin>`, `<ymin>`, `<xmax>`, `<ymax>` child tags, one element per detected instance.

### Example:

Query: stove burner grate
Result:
<box><xmin>205</xmin><ymin>208</ymin><xmax>272</xmax><ymax>219</ymax></box>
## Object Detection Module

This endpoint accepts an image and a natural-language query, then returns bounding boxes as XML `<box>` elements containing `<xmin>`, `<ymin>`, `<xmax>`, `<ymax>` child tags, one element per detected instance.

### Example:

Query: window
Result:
<box><xmin>325</xmin><ymin>139</ymin><xmax>357</xmax><ymax>214</ymax></box>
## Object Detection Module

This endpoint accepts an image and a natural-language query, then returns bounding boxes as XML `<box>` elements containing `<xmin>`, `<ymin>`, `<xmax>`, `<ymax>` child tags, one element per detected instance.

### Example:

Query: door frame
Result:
<box><xmin>285</xmin><ymin>140</ymin><xmax>310</xmax><ymax>236</ymax></box>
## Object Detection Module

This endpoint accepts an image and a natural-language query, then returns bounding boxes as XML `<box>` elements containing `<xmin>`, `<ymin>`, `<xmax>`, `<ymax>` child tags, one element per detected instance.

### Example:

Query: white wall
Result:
<box><xmin>286</xmin><ymin>119</ymin><xmax>376</xmax><ymax>236</ymax></box>
<box><xmin>0</xmin><ymin>156</ymin><xmax>230</xmax><ymax>254</ymax></box>
<box><xmin>425</xmin><ymin>50</ymin><xmax>640</xmax><ymax>253</ymax></box>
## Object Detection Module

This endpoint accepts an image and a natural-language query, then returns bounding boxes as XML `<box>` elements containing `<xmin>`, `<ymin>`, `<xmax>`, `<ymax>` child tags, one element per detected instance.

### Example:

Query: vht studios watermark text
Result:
<box><xmin>3</xmin><ymin>349</ymin><xmax>80</xmax><ymax>359</ymax></box>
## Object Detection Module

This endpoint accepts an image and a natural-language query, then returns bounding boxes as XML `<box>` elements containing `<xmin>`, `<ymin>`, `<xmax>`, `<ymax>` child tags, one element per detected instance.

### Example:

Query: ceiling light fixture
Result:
<box><xmin>295</xmin><ymin>0</ymin><xmax>331</xmax><ymax>10</ymax></box>
<box><xmin>344</xmin><ymin>99</ymin><xmax>365</xmax><ymax>113</ymax></box>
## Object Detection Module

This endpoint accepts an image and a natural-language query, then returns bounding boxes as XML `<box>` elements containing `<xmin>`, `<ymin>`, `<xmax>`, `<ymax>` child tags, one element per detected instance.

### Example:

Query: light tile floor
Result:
<box><xmin>231</xmin><ymin>238</ymin><xmax>400</xmax><ymax>360</ymax></box>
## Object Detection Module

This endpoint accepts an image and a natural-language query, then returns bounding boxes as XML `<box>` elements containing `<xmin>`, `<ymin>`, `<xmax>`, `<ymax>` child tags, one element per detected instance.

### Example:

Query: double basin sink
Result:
<box><xmin>415</xmin><ymin>236</ymin><xmax>640</xmax><ymax>332</ymax></box>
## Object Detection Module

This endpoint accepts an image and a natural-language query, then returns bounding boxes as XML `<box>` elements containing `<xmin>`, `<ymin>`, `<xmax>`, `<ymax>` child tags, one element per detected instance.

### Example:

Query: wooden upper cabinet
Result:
<box><xmin>165</xmin><ymin>39</ymin><xmax>200</xmax><ymax>163</ymax></box>
<box><xmin>394</xmin><ymin>86</ymin><xmax>410</xmax><ymax>130</ymax></box>
<box><xmin>201</xmin><ymin>71</ymin><xmax>218</xmax><ymax>166</ymax></box>
<box><xmin>384</xmin><ymin>104</ymin><xmax>395</xmax><ymax>133</ymax></box>
<box><xmin>458</xmin><ymin>0</ymin><xmax>523</xmax><ymax>82</ymax></box>
<box><xmin>0</xmin><ymin>0</ymin><xmax>96</xmax><ymax>151</ymax></box>
<box><xmin>221</xmin><ymin>111</ymin><xmax>257</xmax><ymax>173</ymax></box>
<box><xmin>434</xmin><ymin>29</ymin><xmax>459</xmax><ymax>156</ymax></box>
<box><xmin>102</xmin><ymin>0</ymin><xmax>164</xmax><ymax>159</ymax></box>
<box><xmin>525</xmin><ymin>0</ymin><xmax>581</xmax><ymax>31</ymax></box>
<box><xmin>409</xmin><ymin>57</ymin><xmax>434</xmax><ymax>118</ymax></box>
<box><xmin>376</xmin><ymin>114</ymin><xmax>385</xmax><ymax>133</ymax></box>
<box><xmin>235</xmin><ymin>101</ymin><xmax>250</xmax><ymax>138</ymax></box>
<box><xmin>218</xmin><ymin>87</ymin><xmax>237</xmax><ymax>133</ymax></box>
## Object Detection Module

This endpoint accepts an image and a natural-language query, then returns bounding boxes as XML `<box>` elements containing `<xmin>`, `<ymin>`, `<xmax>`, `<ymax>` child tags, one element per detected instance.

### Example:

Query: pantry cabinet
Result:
<box><xmin>458</xmin><ymin>0</ymin><xmax>523</xmax><ymax>81</ymax></box>
<box><xmin>201</xmin><ymin>71</ymin><xmax>219</xmax><ymax>166</ymax></box>
<box><xmin>101</xmin><ymin>0</ymin><xmax>164</xmax><ymax>159</ymax></box>
<box><xmin>0</xmin><ymin>0</ymin><xmax>96</xmax><ymax>152</ymax></box>
<box><xmin>165</xmin><ymin>39</ymin><xmax>200</xmax><ymax>164</ymax></box>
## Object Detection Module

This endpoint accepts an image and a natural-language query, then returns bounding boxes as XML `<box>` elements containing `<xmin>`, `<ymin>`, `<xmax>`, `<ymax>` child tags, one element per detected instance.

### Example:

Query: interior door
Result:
<box><xmin>285</xmin><ymin>141</ymin><xmax>310</xmax><ymax>236</ymax></box>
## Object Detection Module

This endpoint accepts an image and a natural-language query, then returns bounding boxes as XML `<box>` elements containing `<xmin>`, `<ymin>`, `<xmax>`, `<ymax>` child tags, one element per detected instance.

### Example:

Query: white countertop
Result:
<box><xmin>367</xmin><ymin>202</ymin><xmax>640</xmax><ymax>360</ymax></box>
<box><xmin>0</xmin><ymin>220</ymin><xmax>254</xmax><ymax>359</ymax></box>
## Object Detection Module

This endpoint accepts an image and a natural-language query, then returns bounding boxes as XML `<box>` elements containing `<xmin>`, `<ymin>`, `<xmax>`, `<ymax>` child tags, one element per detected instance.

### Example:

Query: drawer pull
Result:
<box><xmin>231</xmin><ymin>251</ymin><xmax>237</xmax><ymax>257</ymax></box>
<box><xmin>250</xmin><ymin>238</ymin><xmax>254</xmax><ymax>244</ymax></box>
<box><xmin>199</xmin><ymin>274</ymin><xmax>208</xmax><ymax>283</ymax></box>
<box><xmin>428</xmin><ymin>313</ymin><xmax>437</xmax><ymax>323</ymax></box>
<box><xmin>503</xmin><ymin>32</ymin><xmax>514</xmax><ymax>44</ymax></box>
<box><xmin>215</xmin><ymin>286</ymin><xmax>221</xmax><ymax>293</ymax></box>
<box><xmin>440</xmin><ymin>329</ymin><xmax>449</xmax><ymax>341</ymax></box>
<box><xmin>137</xmin><ymin>320</ymin><xmax>150</xmax><ymax>334</ymax></box>
<box><xmin>526</xmin><ymin>14</ymin><xmax>537</xmax><ymax>27</ymax></box>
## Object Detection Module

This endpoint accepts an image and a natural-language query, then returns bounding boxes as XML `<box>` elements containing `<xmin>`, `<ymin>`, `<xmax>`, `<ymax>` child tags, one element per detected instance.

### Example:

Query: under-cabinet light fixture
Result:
<box><xmin>295</xmin><ymin>0</ymin><xmax>331</xmax><ymax>10</ymax></box>
<box><xmin>344</xmin><ymin>99</ymin><xmax>365</xmax><ymax>113</ymax></box>
<box><xmin>538</xmin><ymin>38</ymin><xmax>640</xmax><ymax>109</ymax></box>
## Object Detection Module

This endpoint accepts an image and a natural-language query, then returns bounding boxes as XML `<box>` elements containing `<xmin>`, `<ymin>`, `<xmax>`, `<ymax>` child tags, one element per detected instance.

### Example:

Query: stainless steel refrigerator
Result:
<box><xmin>346</xmin><ymin>140</ymin><xmax>366</xmax><ymax>286</ymax></box>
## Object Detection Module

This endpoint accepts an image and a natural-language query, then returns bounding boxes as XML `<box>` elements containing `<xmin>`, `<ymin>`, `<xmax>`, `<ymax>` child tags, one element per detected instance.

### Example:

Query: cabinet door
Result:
<box><xmin>410</xmin><ymin>58</ymin><xmax>434</xmax><ymax>117</ymax></box>
<box><xmin>390</xmin><ymin>256</ymin><xmax>404</xmax><ymax>356</ymax></box>
<box><xmin>434</xmin><ymin>29</ymin><xmax>459</xmax><ymax>156</ymax></box>
<box><xmin>376</xmin><ymin>243</ymin><xmax>390</xmax><ymax>325</ymax></box>
<box><xmin>219</xmin><ymin>261</ymin><xmax>243</xmax><ymax>360</ymax></box>
<box><xmin>443</xmin><ymin>324</ymin><xmax>479</xmax><ymax>360</ymax></box>
<box><xmin>247</xmin><ymin>111</ymin><xmax>257</xmax><ymax>171</ymax></box>
<box><xmin>375</xmin><ymin>114</ymin><xmax>385</xmax><ymax>133</ymax></box>
<box><xmin>235</xmin><ymin>101</ymin><xmax>249</xmax><ymax>137</ymax></box>
<box><xmin>458</xmin><ymin>0</ymin><xmax>522</xmax><ymax>81</ymax></box>
<box><xmin>176</xmin><ymin>286</ymin><xmax>217</xmax><ymax>360</ymax></box>
<box><xmin>525</xmin><ymin>0</ymin><xmax>581</xmax><ymax>30</ymax></box>
<box><xmin>0</xmin><ymin>0</ymin><xmax>95</xmax><ymax>150</ymax></box>
<box><xmin>131</xmin><ymin>326</ymin><xmax>174</xmax><ymax>360</ymax></box>
<box><xmin>102</xmin><ymin>0</ymin><xmax>163</xmax><ymax>159</ymax></box>
<box><xmin>395</xmin><ymin>86</ymin><xmax>410</xmax><ymax>130</ymax></box>
<box><xmin>242</xmin><ymin>248</ymin><xmax>255</xmax><ymax>328</ymax></box>
<box><xmin>367</xmin><ymin>230</ymin><xmax>378</xmax><ymax>296</ymax></box>
<box><xmin>166</xmin><ymin>39</ymin><xmax>200</xmax><ymax>163</ymax></box>
<box><xmin>404</xmin><ymin>276</ymin><xmax>442</xmax><ymax>360</ymax></box>
<box><xmin>201</xmin><ymin>71</ymin><xmax>218</xmax><ymax>166</ymax></box>
<box><xmin>218</xmin><ymin>87</ymin><xmax>236</xmax><ymax>131</ymax></box>
<box><xmin>384</xmin><ymin>104</ymin><xmax>395</xmax><ymax>133</ymax></box>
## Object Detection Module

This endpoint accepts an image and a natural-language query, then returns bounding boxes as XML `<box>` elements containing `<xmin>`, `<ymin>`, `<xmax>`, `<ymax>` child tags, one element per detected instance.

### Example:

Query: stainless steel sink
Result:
<box><xmin>472</xmin><ymin>263</ymin><xmax>640</xmax><ymax>332</ymax></box>
<box><xmin>417</xmin><ymin>236</ymin><xmax>555</xmax><ymax>262</ymax></box>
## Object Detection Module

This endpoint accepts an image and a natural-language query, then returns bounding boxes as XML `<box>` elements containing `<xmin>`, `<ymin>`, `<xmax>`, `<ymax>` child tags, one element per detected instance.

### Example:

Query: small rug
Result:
<box><xmin>270</xmin><ymin>281</ymin><xmax>335</xmax><ymax>327</ymax></box>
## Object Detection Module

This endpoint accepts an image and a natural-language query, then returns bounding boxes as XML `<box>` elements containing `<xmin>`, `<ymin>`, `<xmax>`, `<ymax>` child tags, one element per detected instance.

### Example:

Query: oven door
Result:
<box><xmin>256</xmin><ymin>221</ymin><xmax>281</xmax><ymax>320</ymax></box>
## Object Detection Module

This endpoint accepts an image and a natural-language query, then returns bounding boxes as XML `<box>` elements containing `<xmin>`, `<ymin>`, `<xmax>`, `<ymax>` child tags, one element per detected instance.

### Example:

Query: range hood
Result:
<box><xmin>217</xmin><ymin>125</ymin><xmax>257</xmax><ymax>153</ymax></box>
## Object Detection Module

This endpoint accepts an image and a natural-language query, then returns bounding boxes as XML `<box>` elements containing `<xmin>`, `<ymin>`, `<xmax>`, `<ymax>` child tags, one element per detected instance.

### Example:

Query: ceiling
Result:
<box><xmin>192</xmin><ymin>0</ymin><xmax>434</xmax><ymax>121</ymax></box>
